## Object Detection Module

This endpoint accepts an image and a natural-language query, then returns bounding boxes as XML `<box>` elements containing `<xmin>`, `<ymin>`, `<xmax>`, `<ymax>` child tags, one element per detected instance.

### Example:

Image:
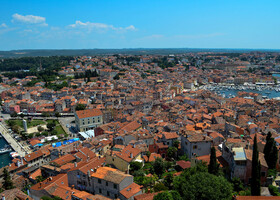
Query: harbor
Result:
<box><xmin>0</xmin><ymin>122</ymin><xmax>27</xmax><ymax>168</ymax></box>
<box><xmin>200</xmin><ymin>83</ymin><xmax>280</xmax><ymax>99</ymax></box>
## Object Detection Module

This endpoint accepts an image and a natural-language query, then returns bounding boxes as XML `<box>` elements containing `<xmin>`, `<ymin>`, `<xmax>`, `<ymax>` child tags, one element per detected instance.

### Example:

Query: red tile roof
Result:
<box><xmin>76</xmin><ymin>109</ymin><xmax>102</xmax><ymax>119</ymax></box>
<box><xmin>176</xmin><ymin>160</ymin><xmax>191</xmax><ymax>169</ymax></box>
<box><xmin>120</xmin><ymin>182</ymin><xmax>142</xmax><ymax>199</ymax></box>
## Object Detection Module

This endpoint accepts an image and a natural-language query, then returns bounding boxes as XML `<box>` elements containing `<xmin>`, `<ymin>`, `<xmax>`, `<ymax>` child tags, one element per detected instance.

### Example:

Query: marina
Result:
<box><xmin>200</xmin><ymin>84</ymin><xmax>280</xmax><ymax>99</ymax></box>
<box><xmin>0</xmin><ymin>122</ymin><xmax>27</xmax><ymax>168</ymax></box>
<box><xmin>0</xmin><ymin>137</ymin><xmax>12</xmax><ymax>168</ymax></box>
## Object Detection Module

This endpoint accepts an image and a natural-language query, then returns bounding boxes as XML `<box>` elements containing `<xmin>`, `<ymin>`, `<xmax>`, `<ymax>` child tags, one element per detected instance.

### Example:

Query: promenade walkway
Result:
<box><xmin>0</xmin><ymin>122</ymin><xmax>27</xmax><ymax>157</ymax></box>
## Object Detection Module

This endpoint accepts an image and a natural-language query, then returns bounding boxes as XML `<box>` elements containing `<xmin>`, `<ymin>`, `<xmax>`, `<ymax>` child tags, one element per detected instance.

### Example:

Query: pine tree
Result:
<box><xmin>208</xmin><ymin>147</ymin><xmax>219</xmax><ymax>175</ymax></box>
<box><xmin>267</xmin><ymin>141</ymin><xmax>278</xmax><ymax>170</ymax></box>
<box><xmin>264</xmin><ymin>132</ymin><xmax>273</xmax><ymax>160</ymax></box>
<box><xmin>264</xmin><ymin>132</ymin><xmax>279</xmax><ymax>169</ymax></box>
<box><xmin>251</xmin><ymin>136</ymin><xmax>261</xmax><ymax>196</ymax></box>
<box><xmin>3</xmin><ymin>168</ymin><xmax>14</xmax><ymax>190</ymax></box>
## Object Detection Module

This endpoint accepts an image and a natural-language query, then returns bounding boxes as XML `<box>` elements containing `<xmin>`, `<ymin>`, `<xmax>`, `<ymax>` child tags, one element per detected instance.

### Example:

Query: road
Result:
<box><xmin>0</xmin><ymin>122</ymin><xmax>27</xmax><ymax>157</ymax></box>
<box><xmin>59</xmin><ymin>117</ymin><xmax>78</xmax><ymax>138</ymax></box>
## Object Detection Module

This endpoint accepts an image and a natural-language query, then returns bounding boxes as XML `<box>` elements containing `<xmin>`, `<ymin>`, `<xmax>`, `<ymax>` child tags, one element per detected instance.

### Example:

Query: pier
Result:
<box><xmin>0</xmin><ymin>122</ymin><xmax>27</xmax><ymax>157</ymax></box>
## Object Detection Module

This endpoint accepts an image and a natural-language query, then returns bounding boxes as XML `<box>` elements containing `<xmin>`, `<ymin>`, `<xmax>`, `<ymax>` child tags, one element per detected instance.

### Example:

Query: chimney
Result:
<box><xmin>130</xmin><ymin>153</ymin><xmax>133</xmax><ymax>158</ymax></box>
<box><xmin>94</xmin><ymin>167</ymin><xmax>97</xmax><ymax>172</ymax></box>
<box><xmin>39</xmin><ymin>182</ymin><xmax>42</xmax><ymax>188</ymax></box>
<box><xmin>2</xmin><ymin>194</ymin><xmax>5</xmax><ymax>200</ymax></box>
<box><xmin>147</xmin><ymin>189</ymin><xmax>151</xmax><ymax>194</ymax></box>
<box><xmin>74</xmin><ymin>162</ymin><xmax>77</xmax><ymax>168</ymax></box>
<box><xmin>71</xmin><ymin>185</ymin><xmax>74</xmax><ymax>190</ymax></box>
<box><xmin>87</xmin><ymin>170</ymin><xmax>90</xmax><ymax>177</ymax></box>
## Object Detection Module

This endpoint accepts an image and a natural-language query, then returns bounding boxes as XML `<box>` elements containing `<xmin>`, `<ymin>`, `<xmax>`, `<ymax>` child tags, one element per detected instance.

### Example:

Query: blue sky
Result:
<box><xmin>0</xmin><ymin>0</ymin><xmax>279</xmax><ymax>50</ymax></box>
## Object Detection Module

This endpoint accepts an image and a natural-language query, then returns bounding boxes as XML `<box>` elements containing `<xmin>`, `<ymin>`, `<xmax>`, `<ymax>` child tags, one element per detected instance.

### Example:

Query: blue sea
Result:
<box><xmin>218</xmin><ymin>89</ymin><xmax>280</xmax><ymax>99</ymax></box>
<box><xmin>217</xmin><ymin>74</ymin><xmax>280</xmax><ymax>99</ymax></box>
<box><xmin>0</xmin><ymin>137</ymin><xmax>12</xmax><ymax>168</ymax></box>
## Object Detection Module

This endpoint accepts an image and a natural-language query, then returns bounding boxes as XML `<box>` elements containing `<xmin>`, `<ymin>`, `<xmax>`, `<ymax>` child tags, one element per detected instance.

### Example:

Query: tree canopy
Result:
<box><xmin>75</xmin><ymin>104</ymin><xmax>86</xmax><ymax>111</ymax></box>
<box><xmin>177</xmin><ymin>172</ymin><xmax>233</xmax><ymax>200</ymax></box>
<box><xmin>251</xmin><ymin>135</ymin><xmax>261</xmax><ymax>196</ymax></box>
<box><xmin>3</xmin><ymin>168</ymin><xmax>14</xmax><ymax>190</ymax></box>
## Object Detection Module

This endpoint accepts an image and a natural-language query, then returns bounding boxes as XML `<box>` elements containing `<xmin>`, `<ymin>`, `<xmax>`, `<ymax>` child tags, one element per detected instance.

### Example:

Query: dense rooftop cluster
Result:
<box><xmin>1</xmin><ymin>52</ymin><xmax>280</xmax><ymax>199</ymax></box>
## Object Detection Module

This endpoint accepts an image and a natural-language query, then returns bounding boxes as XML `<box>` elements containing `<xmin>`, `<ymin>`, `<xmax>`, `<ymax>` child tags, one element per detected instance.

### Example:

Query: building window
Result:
<box><xmin>107</xmin><ymin>191</ymin><xmax>109</xmax><ymax>196</ymax></box>
<box><xmin>106</xmin><ymin>181</ymin><xmax>108</xmax><ymax>186</ymax></box>
<box><xmin>193</xmin><ymin>145</ymin><xmax>197</xmax><ymax>149</ymax></box>
<box><xmin>99</xmin><ymin>188</ymin><xmax>102</xmax><ymax>194</ymax></box>
<box><xmin>114</xmin><ymin>184</ymin><xmax>117</xmax><ymax>189</ymax></box>
<box><xmin>98</xmin><ymin>179</ymin><xmax>101</xmax><ymax>184</ymax></box>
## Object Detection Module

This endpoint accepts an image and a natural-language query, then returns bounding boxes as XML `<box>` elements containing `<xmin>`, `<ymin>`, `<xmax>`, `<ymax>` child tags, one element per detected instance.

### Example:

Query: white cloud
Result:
<box><xmin>68</xmin><ymin>20</ymin><xmax>136</xmax><ymax>32</ymax></box>
<box><xmin>0</xmin><ymin>23</ymin><xmax>8</xmax><ymax>28</ymax></box>
<box><xmin>12</xmin><ymin>13</ymin><xmax>48</xmax><ymax>26</ymax></box>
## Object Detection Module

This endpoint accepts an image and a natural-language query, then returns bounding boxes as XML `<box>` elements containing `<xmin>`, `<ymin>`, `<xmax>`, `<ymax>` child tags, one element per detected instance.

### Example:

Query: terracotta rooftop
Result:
<box><xmin>91</xmin><ymin>166</ymin><xmax>131</xmax><ymax>184</ymax></box>
<box><xmin>120</xmin><ymin>182</ymin><xmax>141</xmax><ymax>199</ymax></box>
<box><xmin>76</xmin><ymin>109</ymin><xmax>102</xmax><ymax>119</ymax></box>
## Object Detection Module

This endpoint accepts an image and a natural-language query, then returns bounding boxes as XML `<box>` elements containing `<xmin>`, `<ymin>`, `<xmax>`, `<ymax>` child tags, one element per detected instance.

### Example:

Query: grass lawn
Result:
<box><xmin>46</xmin><ymin>119</ymin><xmax>59</xmax><ymax>125</ymax></box>
<box><xmin>46</xmin><ymin>119</ymin><xmax>66</xmax><ymax>135</ymax></box>
<box><xmin>7</xmin><ymin>119</ymin><xmax>46</xmax><ymax>128</ymax></box>
<box><xmin>55</xmin><ymin>124</ymin><xmax>66</xmax><ymax>135</ymax></box>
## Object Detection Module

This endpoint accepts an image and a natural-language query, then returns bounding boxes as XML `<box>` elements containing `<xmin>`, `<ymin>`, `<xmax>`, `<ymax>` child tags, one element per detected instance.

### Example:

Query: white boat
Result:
<box><xmin>10</xmin><ymin>151</ymin><xmax>19</xmax><ymax>158</ymax></box>
<box><xmin>0</xmin><ymin>147</ymin><xmax>12</xmax><ymax>154</ymax></box>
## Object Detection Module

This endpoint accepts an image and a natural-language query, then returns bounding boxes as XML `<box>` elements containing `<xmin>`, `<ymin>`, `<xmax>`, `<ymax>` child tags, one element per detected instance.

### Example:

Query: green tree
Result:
<box><xmin>153</xmin><ymin>157</ymin><xmax>165</xmax><ymax>176</ymax></box>
<box><xmin>251</xmin><ymin>135</ymin><xmax>261</xmax><ymax>196</ymax></box>
<box><xmin>264</xmin><ymin>132</ymin><xmax>273</xmax><ymax>159</ymax></box>
<box><xmin>163</xmin><ymin>172</ymin><xmax>174</xmax><ymax>189</ymax></box>
<box><xmin>173</xmin><ymin>140</ymin><xmax>180</xmax><ymax>149</ymax></box>
<box><xmin>35</xmin><ymin>175</ymin><xmax>44</xmax><ymax>183</ymax></box>
<box><xmin>167</xmin><ymin>147</ymin><xmax>177</xmax><ymax>160</ymax></box>
<box><xmin>264</xmin><ymin>132</ymin><xmax>278</xmax><ymax>170</ymax></box>
<box><xmin>178</xmin><ymin>154</ymin><xmax>189</xmax><ymax>161</ymax></box>
<box><xmin>55</xmin><ymin>112</ymin><xmax>61</xmax><ymax>118</ymax></box>
<box><xmin>75</xmin><ymin>104</ymin><xmax>86</xmax><ymax>111</ymax></box>
<box><xmin>208</xmin><ymin>147</ymin><xmax>219</xmax><ymax>175</ymax></box>
<box><xmin>37</xmin><ymin>126</ymin><xmax>44</xmax><ymax>132</ymax></box>
<box><xmin>268</xmin><ymin>185</ymin><xmax>280</xmax><ymax>196</ymax></box>
<box><xmin>267</xmin><ymin>141</ymin><xmax>278</xmax><ymax>170</ymax></box>
<box><xmin>41</xmin><ymin>196</ymin><xmax>63</xmax><ymax>200</ymax></box>
<box><xmin>154</xmin><ymin>182</ymin><xmax>168</xmax><ymax>192</ymax></box>
<box><xmin>12</xmin><ymin>125</ymin><xmax>21</xmax><ymax>134</ymax></box>
<box><xmin>146</xmin><ymin>151</ymin><xmax>151</xmax><ymax>161</ymax></box>
<box><xmin>179</xmin><ymin>172</ymin><xmax>233</xmax><ymax>200</ymax></box>
<box><xmin>170</xmin><ymin>190</ymin><xmax>182</xmax><ymax>200</ymax></box>
<box><xmin>3</xmin><ymin>168</ymin><xmax>14</xmax><ymax>190</ymax></box>
<box><xmin>47</xmin><ymin>122</ymin><xmax>56</xmax><ymax>131</ymax></box>
<box><xmin>130</xmin><ymin>161</ymin><xmax>142</xmax><ymax>174</ymax></box>
<box><xmin>153</xmin><ymin>191</ymin><xmax>173</xmax><ymax>200</ymax></box>
<box><xmin>231</xmin><ymin>177</ymin><xmax>244</xmax><ymax>193</ymax></box>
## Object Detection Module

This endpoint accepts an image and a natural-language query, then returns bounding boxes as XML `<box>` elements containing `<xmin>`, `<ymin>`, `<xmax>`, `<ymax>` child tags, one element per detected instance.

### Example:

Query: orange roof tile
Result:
<box><xmin>76</xmin><ymin>109</ymin><xmax>102</xmax><ymax>119</ymax></box>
